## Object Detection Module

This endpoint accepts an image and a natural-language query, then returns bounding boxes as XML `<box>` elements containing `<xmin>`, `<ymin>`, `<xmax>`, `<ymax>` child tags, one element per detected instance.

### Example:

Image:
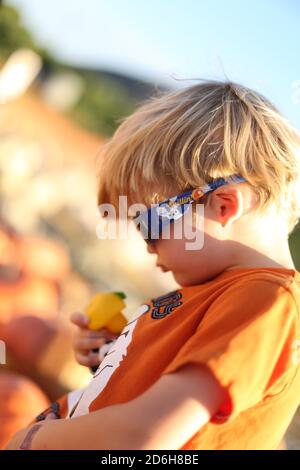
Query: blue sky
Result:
<box><xmin>7</xmin><ymin>0</ymin><xmax>300</xmax><ymax>129</ymax></box>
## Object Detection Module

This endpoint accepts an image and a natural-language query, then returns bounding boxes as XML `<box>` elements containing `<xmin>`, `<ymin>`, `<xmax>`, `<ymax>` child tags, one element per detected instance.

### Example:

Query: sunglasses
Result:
<box><xmin>132</xmin><ymin>175</ymin><xmax>246</xmax><ymax>243</ymax></box>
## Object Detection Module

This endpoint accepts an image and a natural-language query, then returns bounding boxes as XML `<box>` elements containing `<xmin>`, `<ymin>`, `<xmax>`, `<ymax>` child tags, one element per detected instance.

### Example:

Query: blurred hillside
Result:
<box><xmin>0</xmin><ymin>3</ymin><xmax>167</xmax><ymax>136</ymax></box>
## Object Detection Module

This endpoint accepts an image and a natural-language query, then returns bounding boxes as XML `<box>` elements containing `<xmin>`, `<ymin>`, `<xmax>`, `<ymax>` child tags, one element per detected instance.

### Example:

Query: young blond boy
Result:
<box><xmin>7</xmin><ymin>80</ymin><xmax>300</xmax><ymax>450</ymax></box>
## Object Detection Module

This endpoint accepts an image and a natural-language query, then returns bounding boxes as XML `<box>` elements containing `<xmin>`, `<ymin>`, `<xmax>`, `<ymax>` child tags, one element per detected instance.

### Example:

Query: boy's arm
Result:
<box><xmin>8</xmin><ymin>363</ymin><xmax>224</xmax><ymax>450</ymax></box>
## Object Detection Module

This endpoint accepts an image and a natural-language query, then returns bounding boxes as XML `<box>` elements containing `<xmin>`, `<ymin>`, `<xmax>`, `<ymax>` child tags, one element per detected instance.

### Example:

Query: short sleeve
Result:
<box><xmin>161</xmin><ymin>279</ymin><xmax>299</xmax><ymax>423</ymax></box>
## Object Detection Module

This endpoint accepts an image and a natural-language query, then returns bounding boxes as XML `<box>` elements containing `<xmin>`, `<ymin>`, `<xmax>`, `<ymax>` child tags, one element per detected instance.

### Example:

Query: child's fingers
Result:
<box><xmin>44</xmin><ymin>412</ymin><xmax>58</xmax><ymax>420</ymax></box>
<box><xmin>76</xmin><ymin>329</ymin><xmax>116</xmax><ymax>343</ymax></box>
<box><xmin>73</xmin><ymin>336</ymin><xmax>106</xmax><ymax>352</ymax></box>
<box><xmin>77</xmin><ymin>327</ymin><xmax>118</xmax><ymax>342</ymax></box>
<box><xmin>70</xmin><ymin>312</ymin><xmax>89</xmax><ymax>328</ymax></box>
<box><xmin>93</xmin><ymin>328</ymin><xmax>118</xmax><ymax>341</ymax></box>
<box><xmin>70</xmin><ymin>313</ymin><xmax>119</xmax><ymax>341</ymax></box>
<box><xmin>75</xmin><ymin>351</ymin><xmax>100</xmax><ymax>368</ymax></box>
<box><xmin>78</xmin><ymin>329</ymin><xmax>104</xmax><ymax>339</ymax></box>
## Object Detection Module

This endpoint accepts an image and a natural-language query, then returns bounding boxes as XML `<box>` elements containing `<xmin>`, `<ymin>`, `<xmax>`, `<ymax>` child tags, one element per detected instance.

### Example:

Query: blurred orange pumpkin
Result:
<box><xmin>0</xmin><ymin>277</ymin><xmax>59</xmax><ymax>322</ymax></box>
<box><xmin>0</xmin><ymin>227</ymin><xmax>19</xmax><ymax>268</ymax></box>
<box><xmin>2</xmin><ymin>315</ymin><xmax>57</xmax><ymax>366</ymax></box>
<box><xmin>0</xmin><ymin>371</ymin><xmax>49</xmax><ymax>449</ymax></box>
<box><xmin>19</xmin><ymin>236</ymin><xmax>70</xmax><ymax>282</ymax></box>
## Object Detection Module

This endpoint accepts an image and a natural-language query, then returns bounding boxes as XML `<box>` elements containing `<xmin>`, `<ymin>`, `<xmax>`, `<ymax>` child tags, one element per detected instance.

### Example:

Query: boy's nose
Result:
<box><xmin>147</xmin><ymin>242</ymin><xmax>157</xmax><ymax>254</ymax></box>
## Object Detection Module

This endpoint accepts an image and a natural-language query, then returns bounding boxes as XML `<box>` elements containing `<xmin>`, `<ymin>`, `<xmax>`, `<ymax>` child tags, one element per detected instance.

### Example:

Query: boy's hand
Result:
<box><xmin>71</xmin><ymin>312</ymin><xmax>118</xmax><ymax>369</ymax></box>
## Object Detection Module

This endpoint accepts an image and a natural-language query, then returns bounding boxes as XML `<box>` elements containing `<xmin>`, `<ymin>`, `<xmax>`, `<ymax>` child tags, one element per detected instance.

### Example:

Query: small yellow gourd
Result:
<box><xmin>85</xmin><ymin>291</ymin><xmax>127</xmax><ymax>333</ymax></box>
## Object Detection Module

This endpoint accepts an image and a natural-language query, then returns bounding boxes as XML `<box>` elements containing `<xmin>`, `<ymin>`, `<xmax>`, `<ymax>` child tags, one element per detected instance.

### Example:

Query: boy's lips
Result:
<box><xmin>156</xmin><ymin>264</ymin><xmax>169</xmax><ymax>272</ymax></box>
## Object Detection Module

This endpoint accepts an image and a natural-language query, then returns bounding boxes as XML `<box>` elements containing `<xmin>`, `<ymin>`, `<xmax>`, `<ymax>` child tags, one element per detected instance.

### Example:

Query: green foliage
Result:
<box><xmin>0</xmin><ymin>4</ymin><xmax>136</xmax><ymax>137</ymax></box>
<box><xmin>0</xmin><ymin>4</ymin><xmax>36</xmax><ymax>58</ymax></box>
<box><xmin>68</xmin><ymin>72</ymin><xmax>136</xmax><ymax>137</ymax></box>
<box><xmin>0</xmin><ymin>4</ymin><xmax>56</xmax><ymax>66</ymax></box>
<box><xmin>289</xmin><ymin>223</ymin><xmax>300</xmax><ymax>270</ymax></box>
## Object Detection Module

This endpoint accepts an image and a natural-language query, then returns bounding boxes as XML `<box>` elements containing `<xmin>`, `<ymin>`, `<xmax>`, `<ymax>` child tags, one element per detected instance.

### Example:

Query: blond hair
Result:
<box><xmin>97</xmin><ymin>80</ymin><xmax>300</xmax><ymax>234</ymax></box>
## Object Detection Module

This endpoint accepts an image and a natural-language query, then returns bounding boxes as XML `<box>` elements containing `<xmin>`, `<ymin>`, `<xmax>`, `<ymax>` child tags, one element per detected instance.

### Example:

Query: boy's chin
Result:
<box><xmin>172</xmin><ymin>271</ymin><xmax>195</xmax><ymax>287</ymax></box>
<box><xmin>172</xmin><ymin>270</ymin><xmax>211</xmax><ymax>287</ymax></box>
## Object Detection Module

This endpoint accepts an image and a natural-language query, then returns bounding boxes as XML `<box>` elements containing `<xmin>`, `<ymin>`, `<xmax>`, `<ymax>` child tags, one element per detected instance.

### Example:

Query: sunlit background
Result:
<box><xmin>0</xmin><ymin>0</ymin><xmax>299</xmax><ymax>449</ymax></box>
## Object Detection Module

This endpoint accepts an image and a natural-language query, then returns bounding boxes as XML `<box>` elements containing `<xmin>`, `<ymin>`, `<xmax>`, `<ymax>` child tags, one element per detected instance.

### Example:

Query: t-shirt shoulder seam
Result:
<box><xmin>238</xmin><ymin>278</ymin><xmax>300</xmax><ymax>360</ymax></box>
<box><xmin>233</xmin><ymin>273</ymin><xmax>296</xmax><ymax>292</ymax></box>
<box><xmin>236</xmin><ymin>275</ymin><xmax>300</xmax><ymax>318</ymax></box>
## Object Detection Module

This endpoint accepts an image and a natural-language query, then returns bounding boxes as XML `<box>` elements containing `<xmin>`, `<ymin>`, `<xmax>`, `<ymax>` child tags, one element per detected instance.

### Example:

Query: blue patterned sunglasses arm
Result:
<box><xmin>134</xmin><ymin>175</ymin><xmax>246</xmax><ymax>242</ymax></box>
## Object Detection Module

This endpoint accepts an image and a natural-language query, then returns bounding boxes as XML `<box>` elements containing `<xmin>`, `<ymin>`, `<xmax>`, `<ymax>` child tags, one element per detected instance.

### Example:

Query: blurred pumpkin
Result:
<box><xmin>19</xmin><ymin>236</ymin><xmax>70</xmax><ymax>282</ymax></box>
<box><xmin>0</xmin><ymin>371</ymin><xmax>49</xmax><ymax>449</ymax></box>
<box><xmin>0</xmin><ymin>227</ymin><xmax>19</xmax><ymax>268</ymax></box>
<box><xmin>0</xmin><ymin>276</ymin><xmax>59</xmax><ymax>322</ymax></box>
<box><xmin>2</xmin><ymin>315</ymin><xmax>57</xmax><ymax>366</ymax></box>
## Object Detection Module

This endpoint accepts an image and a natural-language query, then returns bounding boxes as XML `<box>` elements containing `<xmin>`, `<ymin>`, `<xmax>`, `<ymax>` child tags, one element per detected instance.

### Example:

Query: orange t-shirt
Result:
<box><xmin>39</xmin><ymin>267</ymin><xmax>300</xmax><ymax>450</ymax></box>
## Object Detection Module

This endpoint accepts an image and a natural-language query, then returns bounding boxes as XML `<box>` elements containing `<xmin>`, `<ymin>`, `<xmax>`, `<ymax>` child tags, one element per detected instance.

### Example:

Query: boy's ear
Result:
<box><xmin>208</xmin><ymin>186</ymin><xmax>244</xmax><ymax>227</ymax></box>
